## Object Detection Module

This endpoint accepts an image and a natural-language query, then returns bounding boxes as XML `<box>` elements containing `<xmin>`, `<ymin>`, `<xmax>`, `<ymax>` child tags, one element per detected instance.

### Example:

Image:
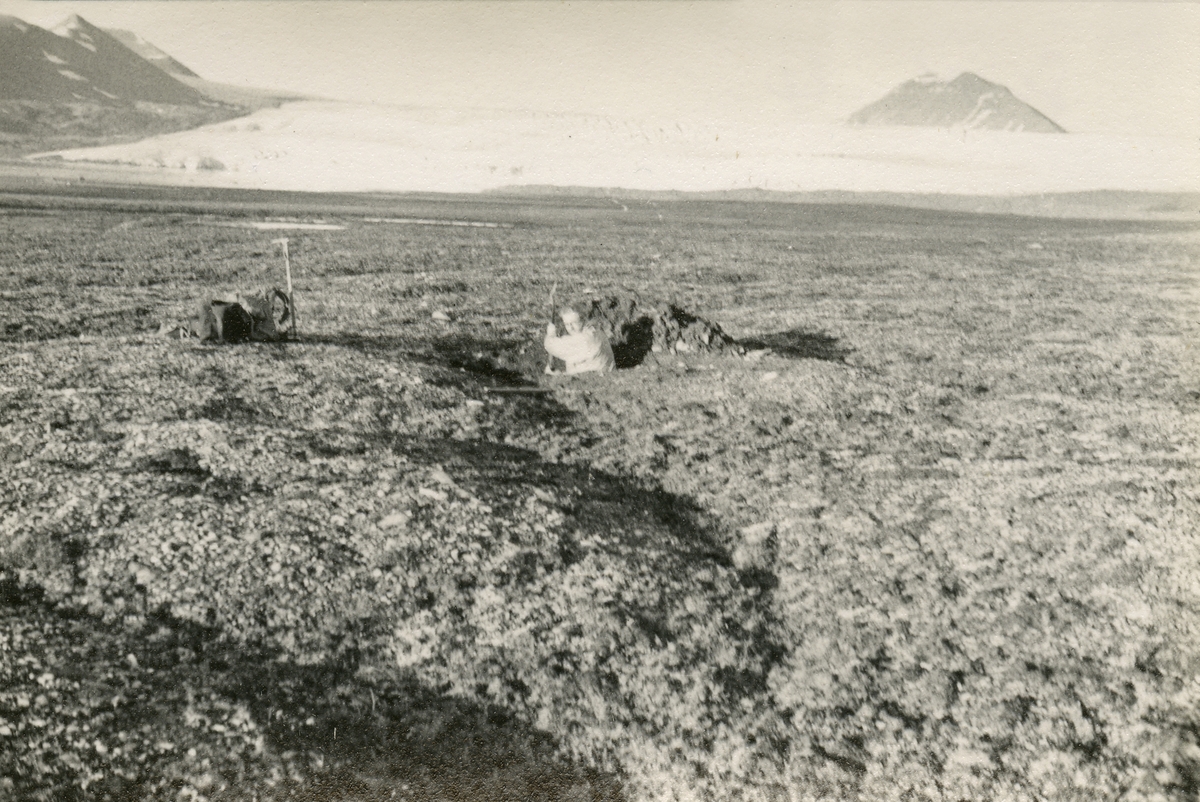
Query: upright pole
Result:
<box><xmin>545</xmin><ymin>280</ymin><xmax>558</xmax><ymax>374</ymax></box>
<box><xmin>273</xmin><ymin>237</ymin><xmax>296</xmax><ymax>338</ymax></box>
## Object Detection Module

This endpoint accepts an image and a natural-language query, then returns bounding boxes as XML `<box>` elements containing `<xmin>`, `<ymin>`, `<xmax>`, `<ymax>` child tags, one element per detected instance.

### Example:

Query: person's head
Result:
<box><xmin>559</xmin><ymin>307</ymin><xmax>583</xmax><ymax>334</ymax></box>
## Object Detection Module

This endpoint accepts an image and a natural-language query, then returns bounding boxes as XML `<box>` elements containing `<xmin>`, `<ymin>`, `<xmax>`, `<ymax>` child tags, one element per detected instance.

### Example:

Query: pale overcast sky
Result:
<box><xmin>5</xmin><ymin>0</ymin><xmax>1199</xmax><ymax>138</ymax></box>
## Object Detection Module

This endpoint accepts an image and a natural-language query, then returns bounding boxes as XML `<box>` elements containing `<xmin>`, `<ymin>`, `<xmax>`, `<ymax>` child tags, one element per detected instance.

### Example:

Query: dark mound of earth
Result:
<box><xmin>579</xmin><ymin>296</ymin><xmax>741</xmax><ymax>368</ymax></box>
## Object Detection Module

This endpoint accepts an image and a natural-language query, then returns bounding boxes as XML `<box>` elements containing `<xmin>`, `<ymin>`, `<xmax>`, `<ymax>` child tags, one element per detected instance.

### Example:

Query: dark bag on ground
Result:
<box><xmin>193</xmin><ymin>289</ymin><xmax>292</xmax><ymax>343</ymax></box>
<box><xmin>196</xmin><ymin>300</ymin><xmax>254</xmax><ymax>343</ymax></box>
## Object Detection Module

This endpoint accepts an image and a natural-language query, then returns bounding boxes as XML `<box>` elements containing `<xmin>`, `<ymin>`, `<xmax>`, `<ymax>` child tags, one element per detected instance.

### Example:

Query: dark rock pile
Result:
<box><xmin>579</xmin><ymin>296</ymin><xmax>741</xmax><ymax>367</ymax></box>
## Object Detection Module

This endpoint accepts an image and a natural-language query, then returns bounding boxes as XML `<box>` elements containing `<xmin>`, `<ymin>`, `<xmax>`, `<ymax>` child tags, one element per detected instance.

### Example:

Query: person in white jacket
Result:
<box><xmin>544</xmin><ymin>307</ymin><xmax>615</xmax><ymax>375</ymax></box>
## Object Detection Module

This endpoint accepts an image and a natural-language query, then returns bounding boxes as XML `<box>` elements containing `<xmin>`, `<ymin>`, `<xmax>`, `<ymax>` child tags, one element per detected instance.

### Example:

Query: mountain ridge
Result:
<box><xmin>0</xmin><ymin>13</ymin><xmax>300</xmax><ymax>157</ymax></box>
<box><xmin>848</xmin><ymin>72</ymin><xmax>1066</xmax><ymax>133</ymax></box>
<box><xmin>100</xmin><ymin>24</ymin><xmax>310</xmax><ymax>109</ymax></box>
<box><xmin>104</xmin><ymin>27</ymin><xmax>199</xmax><ymax>78</ymax></box>
<box><xmin>41</xmin><ymin>13</ymin><xmax>206</xmax><ymax>105</ymax></box>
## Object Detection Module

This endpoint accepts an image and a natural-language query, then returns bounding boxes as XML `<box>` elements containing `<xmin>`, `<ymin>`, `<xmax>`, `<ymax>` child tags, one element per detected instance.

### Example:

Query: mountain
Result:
<box><xmin>104</xmin><ymin>28</ymin><xmax>199</xmax><ymax>78</ymax></box>
<box><xmin>102</xmin><ymin>26</ymin><xmax>307</xmax><ymax>110</ymax></box>
<box><xmin>48</xmin><ymin>14</ymin><xmax>207</xmax><ymax>105</ymax></box>
<box><xmin>0</xmin><ymin>14</ymin><xmax>298</xmax><ymax>156</ymax></box>
<box><xmin>0</xmin><ymin>13</ymin><xmax>208</xmax><ymax>110</ymax></box>
<box><xmin>848</xmin><ymin>72</ymin><xmax>1066</xmax><ymax>133</ymax></box>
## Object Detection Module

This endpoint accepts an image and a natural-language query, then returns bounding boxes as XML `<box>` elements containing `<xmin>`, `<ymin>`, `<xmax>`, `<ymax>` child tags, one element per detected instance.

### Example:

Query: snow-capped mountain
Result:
<box><xmin>0</xmin><ymin>14</ymin><xmax>304</xmax><ymax>155</ymax></box>
<box><xmin>848</xmin><ymin>72</ymin><xmax>1065</xmax><ymax>133</ymax></box>
<box><xmin>0</xmin><ymin>13</ymin><xmax>206</xmax><ymax>105</ymax></box>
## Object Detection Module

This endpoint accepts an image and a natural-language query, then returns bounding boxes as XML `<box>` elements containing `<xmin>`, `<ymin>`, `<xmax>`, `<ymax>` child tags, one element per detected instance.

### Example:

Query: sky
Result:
<box><xmin>4</xmin><ymin>0</ymin><xmax>1199</xmax><ymax>139</ymax></box>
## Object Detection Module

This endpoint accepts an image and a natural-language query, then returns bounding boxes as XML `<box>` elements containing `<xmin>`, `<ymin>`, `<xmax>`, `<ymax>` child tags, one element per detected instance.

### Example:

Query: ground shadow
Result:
<box><xmin>1</xmin><ymin>317</ymin><xmax>786</xmax><ymax>801</ymax></box>
<box><xmin>308</xmin><ymin>325</ymin><xmax>702</xmax><ymax>383</ymax></box>
<box><xmin>386</xmin><ymin>433</ymin><xmax>735</xmax><ymax>568</ymax></box>
<box><xmin>0</xmin><ymin>590</ymin><xmax>623</xmax><ymax>802</ymax></box>
<box><xmin>738</xmin><ymin>328</ymin><xmax>851</xmax><ymax>362</ymax></box>
<box><xmin>299</xmin><ymin>332</ymin><xmax>431</xmax><ymax>358</ymax></box>
<box><xmin>218</xmin><ymin>432</ymin><xmax>776</xmax><ymax>799</ymax></box>
<box><xmin>1</xmin><ymin>426</ymin><xmax>772</xmax><ymax>800</ymax></box>
<box><xmin>304</xmin><ymin>331</ymin><xmax>546</xmax><ymax>387</ymax></box>
<box><xmin>210</xmin><ymin>644</ymin><xmax>627</xmax><ymax>802</ymax></box>
<box><xmin>426</xmin><ymin>334</ymin><xmax>545</xmax><ymax>386</ymax></box>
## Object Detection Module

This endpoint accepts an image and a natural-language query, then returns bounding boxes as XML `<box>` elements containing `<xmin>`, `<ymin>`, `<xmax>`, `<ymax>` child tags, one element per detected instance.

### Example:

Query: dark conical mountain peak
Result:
<box><xmin>0</xmin><ymin>12</ymin><xmax>205</xmax><ymax>105</ymax></box>
<box><xmin>0</xmin><ymin>12</ymin><xmax>292</xmax><ymax>154</ymax></box>
<box><xmin>849</xmin><ymin>72</ymin><xmax>1065</xmax><ymax>133</ymax></box>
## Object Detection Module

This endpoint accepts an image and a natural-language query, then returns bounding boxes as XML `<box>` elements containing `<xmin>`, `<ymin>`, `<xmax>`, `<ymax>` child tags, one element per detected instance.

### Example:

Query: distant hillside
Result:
<box><xmin>40</xmin><ymin>14</ymin><xmax>206</xmax><ymax>105</ymax></box>
<box><xmin>849</xmin><ymin>72</ymin><xmax>1066</xmax><ymax>133</ymax></box>
<box><xmin>490</xmin><ymin>186</ymin><xmax>1199</xmax><ymax>221</ymax></box>
<box><xmin>2</xmin><ymin>14</ymin><xmax>198</xmax><ymax>106</ymax></box>
<box><xmin>102</xmin><ymin>26</ymin><xmax>307</xmax><ymax>110</ymax></box>
<box><xmin>0</xmin><ymin>13</ymin><xmax>302</xmax><ymax>157</ymax></box>
<box><xmin>104</xmin><ymin>27</ymin><xmax>198</xmax><ymax>78</ymax></box>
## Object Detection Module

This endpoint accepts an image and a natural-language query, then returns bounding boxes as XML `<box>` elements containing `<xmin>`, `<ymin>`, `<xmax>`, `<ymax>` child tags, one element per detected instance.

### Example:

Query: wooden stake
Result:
<box><xmin>272</xmin><ymin>238</ymin><xmax>296</xmax><ymax>338</ymax></box>
<box><xmin>545</xmin><ymin>280</ymin><xmax>558</xmax><ymax>373</ymax></box>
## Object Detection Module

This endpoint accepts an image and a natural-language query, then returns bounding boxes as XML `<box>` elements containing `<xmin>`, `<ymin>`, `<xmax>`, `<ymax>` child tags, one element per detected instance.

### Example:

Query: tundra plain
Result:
<box><xmin>1</xmin><ymin>189</ymin><xmax>1198</xmax><ymax>802</ymax></box>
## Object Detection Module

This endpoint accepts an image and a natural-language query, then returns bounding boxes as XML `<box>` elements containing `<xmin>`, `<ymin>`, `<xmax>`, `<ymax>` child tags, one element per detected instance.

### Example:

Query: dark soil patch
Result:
<box><xmin>0</xmin><ymin>593</ymin><xmax>623</xmax><ymax>802</ymax></box>
<box><xmin>738</xmin><ymin>328</ymin><xmax>851</xmax><ymax>361</ymax></box>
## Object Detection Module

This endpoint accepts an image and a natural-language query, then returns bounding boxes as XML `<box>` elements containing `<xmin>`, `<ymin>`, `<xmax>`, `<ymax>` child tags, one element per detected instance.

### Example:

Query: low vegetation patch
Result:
<box><xmin>1</xmin><ymin>195</ymin><xmax>1198</xmax><ymax>801</ymax></box>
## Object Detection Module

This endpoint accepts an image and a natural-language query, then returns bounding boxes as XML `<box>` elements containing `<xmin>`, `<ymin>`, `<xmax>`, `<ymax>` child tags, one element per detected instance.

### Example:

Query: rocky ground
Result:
<box><xmin>1</xmin><ymin>196</ymin><xmax>1198</xmax><ymax>801</ymax></box>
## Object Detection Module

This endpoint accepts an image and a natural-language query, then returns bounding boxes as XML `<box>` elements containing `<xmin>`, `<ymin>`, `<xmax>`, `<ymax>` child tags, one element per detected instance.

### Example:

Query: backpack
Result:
<box><xmin>196</xmin><ymin>300</ymin><xmax>254</xmax><ymax>343</ymax></box>
<box><xmin>238</xmin><ymin>288</ymin><xmax>293</xmax><ymax>341</ymax></box>
<box><xmin>194</xmin><ymin>289</ymin><xmax>292</xmax><ymax>343</ymax></box>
